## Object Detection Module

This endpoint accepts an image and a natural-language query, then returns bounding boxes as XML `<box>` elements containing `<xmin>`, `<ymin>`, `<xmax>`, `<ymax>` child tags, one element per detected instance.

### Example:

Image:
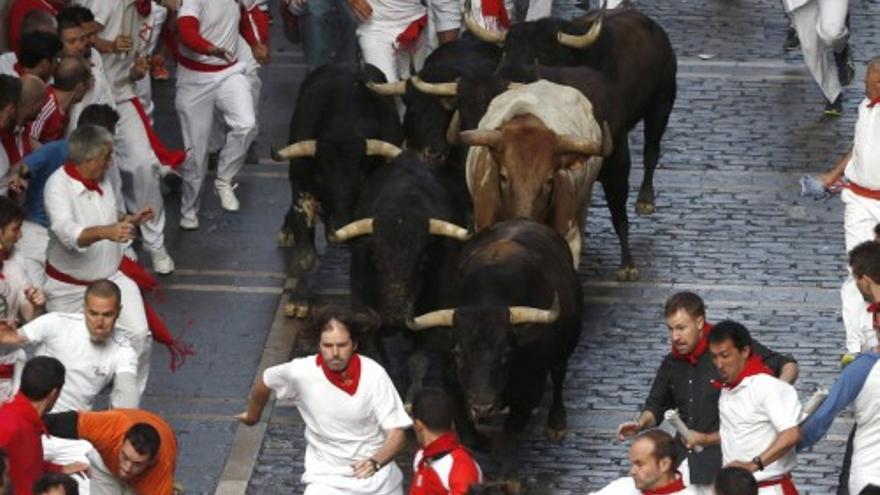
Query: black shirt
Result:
<box><xmin>643</xmin><ymin>339</ymin><xmax>796</xmax><ymax>485</ymax></box>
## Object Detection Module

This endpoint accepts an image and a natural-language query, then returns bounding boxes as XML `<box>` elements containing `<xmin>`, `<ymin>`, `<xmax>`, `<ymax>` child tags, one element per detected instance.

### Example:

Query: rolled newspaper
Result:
<box><xmin>664</xmin><ymin>409</ymin><xmax>704</xmax><ymax>453</ymax></box>
<box><xmin>799</xmin><ymin>387</ymin><xmax>830</xmax><ymax>422</ymax></box>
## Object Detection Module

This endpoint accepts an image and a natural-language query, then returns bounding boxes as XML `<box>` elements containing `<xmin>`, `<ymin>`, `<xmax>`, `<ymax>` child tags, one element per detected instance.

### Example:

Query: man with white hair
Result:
<box><xmin>43</xmin><ymin>124</ymin><xmax>154</xmax><ymax>393</ymax></box>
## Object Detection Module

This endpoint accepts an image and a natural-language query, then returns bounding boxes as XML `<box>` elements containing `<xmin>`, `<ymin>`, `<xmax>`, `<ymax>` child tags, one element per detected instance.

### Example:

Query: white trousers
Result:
<box><xmin>17</xmin><ymin>220</ymin><xmax>48</xmax><ymax>288</ymax></box>
<box><xmin>44</xmin><ymin>271</ymin><xmax>153</xmax><ymax>394</ymax></box>
<box><xmin>43</xmin><ymin>436</ymin><xmax>96</xmax><ymax>495</ymax></box>
<box><xmin>87</xmin><ymin>448</ymin><xmax>136</xmax><ymax>495</ymax></box>
<box><xmin>790</xmin><ymin>0</ymin><xmax>849</xmax><ymax>102</ymax></box>
<box><xmin>428</xmin><ymin>0</ymin><xmax>461</xmax><ymax>35</ymax></box>
<box><xmin>841</xmin><ymin>188</ymin><xmax>880</xmax><ymax>353</ymax></box>
<box><xmin>175</xmin><ymin>64</ymin><xmax>256</xmax><ymax>218</ymax></box>
<box><xmin>358</xmin><ymin>25</ymin><xmax>429</xmax><ymax>115</ymax></box>
<box><xmin>114</xmin><ymin>100</ymin><xmax>167</xmax><ymax>253</ymax></box>
<box><xmin>303</xmin><ymin>463</ymin><xmax>404</xmax><ymax>495</ymax></box>
<box><xmin>210</xmin><ymin>38</ymin><xmax>262</xmax><ymax>154</ymax></box>
<box><xmin>524</xmin><ymin>0</ymin><xmax>552</xmax><ymax>20</ymax></box>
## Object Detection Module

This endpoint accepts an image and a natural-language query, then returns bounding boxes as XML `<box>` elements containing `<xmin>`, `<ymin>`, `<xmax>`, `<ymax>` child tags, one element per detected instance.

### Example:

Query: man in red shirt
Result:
<box><xmin>29</xmin><ymin>57</ymin><xmax>91</xmax><ymax>144</ymax></box>
<box><xmin>6</xmin><ymin>0</ymin><xmax>65</xmax><ymax>54</ymax></box>
<box><xmin>409</xmin><ymin>388</ymin><xmax>481</xmax><ymax>495</ymax></box>
<box><xmin>0</xmin><ymin>355</ymin><xmax>87</xmax><ymax>495</ymax></box>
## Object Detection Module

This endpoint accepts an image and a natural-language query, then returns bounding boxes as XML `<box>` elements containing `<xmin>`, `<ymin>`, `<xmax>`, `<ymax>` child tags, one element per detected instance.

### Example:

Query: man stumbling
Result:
<box><xmin>591</xmin><ymin>430</ymin><xmax>696</xmax><ymax>494</ymax></box>
<box><xmin>237</xmin><ymin>306</ymin><xmax>412</xmax><ymax>494</ymax></box>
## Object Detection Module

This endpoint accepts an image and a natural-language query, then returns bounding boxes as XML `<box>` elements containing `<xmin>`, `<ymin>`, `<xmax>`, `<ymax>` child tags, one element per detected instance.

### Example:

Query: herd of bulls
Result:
<box><xmin>272</xmin><ymin>2</ymin><xmax>678</xmax><ymax>484</ymax></box>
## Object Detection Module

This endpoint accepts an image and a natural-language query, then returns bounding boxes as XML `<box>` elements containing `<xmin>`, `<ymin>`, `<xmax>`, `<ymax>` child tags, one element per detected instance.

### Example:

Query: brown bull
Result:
<box><xmin>461</xmin><ymin>81</ymin><xmax>611</xmax><ymax>267</ymax></box>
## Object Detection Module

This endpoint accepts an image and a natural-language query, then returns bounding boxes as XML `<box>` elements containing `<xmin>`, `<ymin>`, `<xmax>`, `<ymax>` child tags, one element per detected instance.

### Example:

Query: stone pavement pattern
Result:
<box><xmin>137</xmin><ymin>0</ymin><xmax>879</xmax><ymax>493</ymax></box>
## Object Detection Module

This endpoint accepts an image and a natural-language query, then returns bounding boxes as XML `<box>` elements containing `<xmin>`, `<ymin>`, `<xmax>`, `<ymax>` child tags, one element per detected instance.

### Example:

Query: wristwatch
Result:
<box><xmin>751</xmin><ymin>456</ymin><xmax>764</xmax><ymax>471</ymax></box>
<box><xmin>369</xmin><ymin>458</ymin><xmax>382</xmax><ymax>472</ymax></box>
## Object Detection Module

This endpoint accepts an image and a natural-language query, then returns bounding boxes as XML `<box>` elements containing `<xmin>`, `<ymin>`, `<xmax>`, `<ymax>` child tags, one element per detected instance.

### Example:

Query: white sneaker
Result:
<box><xmin>215</xmin><ymin>179</ymin><xmax>240</xmax><ymax>212</ymax></box>
<box><xmin>150</xmin><ymin>247</ymin><xmax>175</xmax><ymax>275</ymax></box>
<box><xmin>179</xmin><ymin>214</ymin><xmax>199</xmax><ymax>231</ymax></box>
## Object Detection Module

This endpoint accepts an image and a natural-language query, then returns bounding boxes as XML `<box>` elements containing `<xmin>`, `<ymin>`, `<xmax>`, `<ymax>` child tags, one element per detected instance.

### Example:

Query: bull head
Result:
<box><xmin>557</xmin><ymin>0</ymin><xmax>606</xmax><ymax>49</ymax></box>
<box><xmin>459</xmin><ymin>121</ymin><xmax>612</xmax><ymax>157</ymax></box>
<box><xmin>406</xmin><ymin>293</ymin><xmax>560</xmax><ymax>330</ymax></box>
<box><xmin>330</xmin><ymin>218</ymin><xmax>470</xmax><ymax>243</ymax></box>
<box><xmin>271</xmin><ymin>139</ymin><xmax>404</xmax><ymax>161</ymax></box>
<box><xmin>463</xmin><ymin>0</ymin><xmax>507</xmax><ymax>44</ymax></box>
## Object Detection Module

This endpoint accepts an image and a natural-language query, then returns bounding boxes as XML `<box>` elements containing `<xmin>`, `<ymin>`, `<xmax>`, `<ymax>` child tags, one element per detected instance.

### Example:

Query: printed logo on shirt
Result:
<box><xmin>93</xmin><ymin>365</ymin><xmax>110</xmax><ymax>377</ymax></box>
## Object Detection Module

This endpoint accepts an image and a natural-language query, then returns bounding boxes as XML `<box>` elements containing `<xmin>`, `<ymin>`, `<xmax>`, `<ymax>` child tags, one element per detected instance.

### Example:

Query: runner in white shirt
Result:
<box><xmin>237</xmin><ymin>307</ymin><xmax>412</xmax><ymax>495</ymax></box>
<box><xmin>0</xmin><ymin>197</ymin><xmax>46</xmax><ymax>403</ymax></box>
<box><xmin>73</xmin><ymin>0</ymin><xmax>177</xmax><ymax>275</ymax></box>
<box><xmin>43</xmin><ymin>124</ymin><xmax>154</xmax><ymax>394</ymax></box>
<box><xmin>0</xmin><ymin>279</ymin><xmax>140</xmax><ymax>495</ymax></box>
<box><xmin>819</xmin><ymin>59</ymin><xmax>880</xmax><ymax>360</ymax></box>
<box><xmin>590</xmin><ymin>430</ymin><xmax>696</xmax><ymax>495</ymax></box>
<box><xmin>174</xmin><ymin>0</ymin><xmax>267</xmax><ymax>228</ymax></box>
<box><xmin>687</xmin><ymin>321</ymin><xmax>802</xmax><ymax>495</ymax></box>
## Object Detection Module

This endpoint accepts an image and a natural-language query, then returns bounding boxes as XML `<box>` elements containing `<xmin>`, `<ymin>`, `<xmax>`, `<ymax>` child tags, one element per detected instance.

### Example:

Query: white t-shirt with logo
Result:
<box><xmin>20</xmin><ymin>312</ymin><xmax>138</xmax><ymax>412</ymax></box>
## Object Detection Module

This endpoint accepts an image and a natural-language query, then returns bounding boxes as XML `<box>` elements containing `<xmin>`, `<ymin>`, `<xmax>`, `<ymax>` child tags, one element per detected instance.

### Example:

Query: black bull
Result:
<box><xmin>409</xmin><ymin>220</ymin><xmax>583</xmax><ymax>479</ymax></box>
<box><xmin>274</xmin><ymin>64</ymin><xmax>404</xmax><ymax>317</ymax></box>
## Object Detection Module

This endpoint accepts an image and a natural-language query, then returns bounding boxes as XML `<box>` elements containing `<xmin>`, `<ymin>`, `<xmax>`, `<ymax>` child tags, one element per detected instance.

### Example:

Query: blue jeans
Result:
<box><xmin>295</xmin><ymin>0</ymin><xmax>358</xmax><ymax>70</ymax></box>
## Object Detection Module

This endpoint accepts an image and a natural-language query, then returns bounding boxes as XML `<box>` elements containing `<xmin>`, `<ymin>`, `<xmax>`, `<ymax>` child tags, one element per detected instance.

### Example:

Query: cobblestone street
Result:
<box><xmin>138</xmin><ymin>0</ymin><xmax>880</xmax><ymax>493</ymax></box>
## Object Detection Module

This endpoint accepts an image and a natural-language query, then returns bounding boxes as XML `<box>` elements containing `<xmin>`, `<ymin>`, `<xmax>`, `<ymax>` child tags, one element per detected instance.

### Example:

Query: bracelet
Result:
<box><xmin>369</xmin><ymin>458</ymin><xmax>381</xmax><ymax>472</ymax></box>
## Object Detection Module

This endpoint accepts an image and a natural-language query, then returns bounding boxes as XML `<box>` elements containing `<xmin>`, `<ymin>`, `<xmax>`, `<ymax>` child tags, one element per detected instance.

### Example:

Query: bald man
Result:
<box><xmin>30</xmin><ymin>57</ymin><xmax>92</xmax><ymax>144</ymax></box>
<box><xmin>0</xmin><ymin>75</ymin><xmax>46</xmax><ymax>192</ymax></box>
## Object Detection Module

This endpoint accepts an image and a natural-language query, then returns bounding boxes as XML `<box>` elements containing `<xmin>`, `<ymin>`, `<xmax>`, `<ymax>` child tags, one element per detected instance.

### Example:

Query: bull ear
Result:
<box><xmin>468</xmin><ymin>149</ymin><xmax>502</xmax><ymax>232</ymax></box>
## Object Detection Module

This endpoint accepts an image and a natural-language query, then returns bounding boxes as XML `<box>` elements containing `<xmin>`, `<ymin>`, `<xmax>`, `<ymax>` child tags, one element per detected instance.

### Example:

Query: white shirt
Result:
<box><xmin>263</xmin><ymin>355</ymin><xmax>412</xmax><ymax>484</ymax></box>
<box><xmin>177</xmin><ymin>0</ymin><xmax>244</xmax><ymax>66</ymax></box>
<box><xmin>852</xmin><ymin>361</ymin><xmax>880</xmax><ymax>484</ymax></box>
<box><xmin>0</xmin><ymin>347</ymin><xmax>26</xmax><ymax>402</ymax></box>
<box><xmin>845</xmin><ymin>98</ymin><xmax>880</xmax><ymax>189</ymax></box>
<box><xmin>357</xmin><ymin>0</ymin><xmax>426</xmax><ymax>35</ymax></box>
<box><xmin>0</xmin><ymin>52</ymin><xmax>18</xmax><ymax>78</ymax></box>
<box><xmin>44</xmin><ymin>165</ymin><xmax>123</xmax><ymax>281</ymax></box>
<box><xmin>0</xmin><ymin>257</ymin><xmax>33</xmax><ymax>324</ymax></box>
<box><xmin>20</xmin><ymin>312</ymin><xmax>137</xmax><ymax>412</ymax></box>
<box><xmin>74</xmin><ymin>0</ymin><xmax>152</xmax><ymax>102</ymax></box>
<box><xmin>719</xmin><ymin>374</ymin><xmax>801</xmax><ymax>482</ymax></box>
<box><xmin>589</xmin><ymin>476</ymin><xmax>695</xmax><ymax>494</ymax></box>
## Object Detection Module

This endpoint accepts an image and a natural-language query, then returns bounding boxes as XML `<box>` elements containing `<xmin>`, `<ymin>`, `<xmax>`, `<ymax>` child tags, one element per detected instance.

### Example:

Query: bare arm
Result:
<box><xmin>0</xmin><ymin>323</ymin><xmax>28</xmax><ymax>346</ymax></box>
<box><xmin>727</xmin><ymin>426</ymin><xmax>800</xmax><ymax>472</ymax></box>
<box><xmin>235</xmin><ymin>375</ymin><xmax>272</xmax><ymax>425</ymax></box>
<box><xmin>617</xmin><ymin>410</ymin><xmax>658</xmax><ymax>440</ymax></box>
<box><xmin>820</xmin><ymin>148</ymin><xmax>853</xmax><ymax>187</ymax></box>
<box><xmin>778</xmin><ymin>362</ymin><xmax>799</xmax><ymax>385</ymax></box>
<box><xmin>351</xmin><ymin>428</ymin><xmax>406</xmax><ymax>478</ymax></box>
<box><xmin>77</xmin><ymin>222</ymin><xmax>135</xmax><ymax>248</ymax></box>
<box><xmin>687</xmin><ymin>430</ymin><xmax>721</xmax><ymax>448</ymax></box>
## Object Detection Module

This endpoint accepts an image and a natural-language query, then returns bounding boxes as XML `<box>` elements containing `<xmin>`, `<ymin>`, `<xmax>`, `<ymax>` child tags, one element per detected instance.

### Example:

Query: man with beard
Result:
<box><xmin>617</xmin><ymin>292</ymin><xmax>798</xmax><ymax>494</ymax></box>
<box><xmin>590</xmin><ymin>430</ymin><xmax>696</xmax><ymax>494</ymax></box>
<box><xmin>237</xmin><ymin>306</ymin><xmax>412</xmax><ymax>495</ymax></box>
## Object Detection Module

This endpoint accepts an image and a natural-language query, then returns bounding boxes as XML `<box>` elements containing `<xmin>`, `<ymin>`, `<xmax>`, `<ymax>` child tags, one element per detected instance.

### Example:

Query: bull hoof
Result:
<box><xmin>545</xmin><ymin>426</ymin><xmax>568</xmax><ymax>442</ymax></box>
<box><xmin>616</xmin><ymin>266</ymin><xmax>640</xmax><ymax>282</ymax></box>
<box><xmin>277</xmin><ymin>230</ymin><xmax>295</xmax><ymax>247</ymax></box>
<box><xmin>635</xmin><ymin>201</ymin><xmax>656</xmax><ymax>215</ymax></box>
<box><xmin>284</xmin><ymin>303</ymin><xmax>310</xmax><ymax>319</ymax></box>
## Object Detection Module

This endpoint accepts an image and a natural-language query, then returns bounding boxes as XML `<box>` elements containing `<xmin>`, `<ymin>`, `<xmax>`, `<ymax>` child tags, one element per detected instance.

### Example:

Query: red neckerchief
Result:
<box><xmin>63</xmin><ymin>161</ymin><xmax>103</xmax><ymax>195</ymax></box>
<box><xmin>316</xmin><ymin>354</ymin><xmax>361</xmax><ymax>396</ymax></box>
<box><xmin>396</xmin><ymin>15</ymin><xmax>428</xmax><ymax>53</ymax></box>
<box><xmin>481</xmin><ymin>0</ymin><xmax>510</xmax><ymax>28</ymax></box>
<box><xmin>867</xmin><ymin>303</ymin><xmax>880</xmax><ymax>330</ymax></box>
<box><xmin>12</xmin><ymin>62</ymin><xmax>25</xmax><ymax>77</ymax></box>
<box><xmin>418</xmin><ymin>431</ymin><xmax>464</xmax><ymax>469</ymax></box>
<box><xmin>867</xmin><ymin>97</ymin><xmax>880</xmax><ymax>108</ymax></box>
<box><xmin>643</xmin><ymin>472</ymin><xmax>686</xmax><ymax>495</ymax></box>
<box><xmin>4</xmin><ymin>392</ymin><xmax>47</xmax><ymax>434</ymax></box>
<box><xmin>671</xmin><ymin>322</ymin><xmax>712</xmax><ymax>366</ymax></box>
<box><xmin>710</xmin><ymin>352</ymin><xmax>773</xmax><ymax>390</ymax></box>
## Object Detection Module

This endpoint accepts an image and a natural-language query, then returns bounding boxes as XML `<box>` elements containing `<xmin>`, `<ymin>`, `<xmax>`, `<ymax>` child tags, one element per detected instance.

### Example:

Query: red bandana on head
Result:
<box><xmin>671</xmin><ymin>322</ymin><xmax>712</xmax><ymax>366</ymax></box>
<box><xmin>316</xmin><ymin>353</ymin><xmax>361</xmax><ymax>396</ymax></box>
<box><xmin>710</xmin><ymin>352</ymin><xmax>773</xmax><ymax>390</ymax></box>
<box><xmin>63</xmin><ymin>162</ymin><xmax>103</xmax><ymax>194</ymax></box>
<box><xmin>643</xmin><ymin>472</ymin><xmax>686</xmax><ymax>495</ymax></box>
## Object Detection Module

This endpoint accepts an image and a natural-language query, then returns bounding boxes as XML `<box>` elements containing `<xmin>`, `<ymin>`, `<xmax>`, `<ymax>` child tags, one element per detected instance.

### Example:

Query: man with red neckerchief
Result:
<box><xmin>237</xmin><ymin>306</ymin><xmax>412</xmax><ymax>495</ymax></box>
<box><xmin>686</xmin><ymin>321</ymin><xmax>802</xmax><ymax>495</ymax></box>
<box><xmin>6</xmin><ymin>0</ymin><xmax>65</xmax><ymax>55</ymax></box>
<box><xmin>409</xmin><ymin>388</ymin><xmax>481</xmax><ymax>495</ymax></box>
<box><xmin>820</xmin><ymin>57</ymin><xmax>880</xmax><ymax>361</ymax></box>
<box><xmin>618</xmin><ymin>292</ymin><xmax>798</xmax><ymax>494</ymax></box>
<box><xmin>590</xmin><ymin>430</ymin><xmax>696</xmax><ymax>494</ymax></box>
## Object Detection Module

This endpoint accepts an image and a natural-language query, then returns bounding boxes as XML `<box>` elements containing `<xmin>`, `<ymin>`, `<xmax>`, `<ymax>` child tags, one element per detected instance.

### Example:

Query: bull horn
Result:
<box><xmin>446</xmin><ymin>111</ymin><xmax>462</xmax><ymax>144</ymax></box>
<box><xmin>459</xmin><ymin>129</ymin><xmax>502</xmax><ymax>148</ymax></box>
<box><xmin>463</xmin><ymin>6</ymin><xmax>507</xmax><ymax>44</ymax></box>
<box><xmin>556</xmin><ymin>130</ymin><xmax>605</xmax><ymax>156</ymax></box>
<box><xmin>557</xmin><ymin>5</ymin><xmax>604</xmax><ymax>49</ymax></box>
<box><xmin>272</xmin><ymin>140</ymin><xmax>317</xmax><ymax>161</ymax></box>
<box><xmin>330</xmin><ymin>218</ymin><xmax>374</xmax><ymax>243</ymax></box>
<box><xmin>509</xmin><ymin>294</ymin><xmax>560</xmax><ymax>325</ymax></box>
<box><xmin>408</xmin><ymin>308</ymin><xmax>456</xmax><ymax>330</ymax></box>
<box><xmin>366</xmin><ymin>80</ymin><xmax>407</xmax><ymax>96</ymax></box>
<box><xmin>365</xmin><ymin>139</ymin><xmax>403</xmax><ymax>158</ymax></box>
<box><xmin>428</xmin><ymin>219</ymin><xmax>470</xmax><ymax>240</ymax></box>
<box><xmin>506</xmin><ymin>82</ymin><xmax>525</xmax><ymax>90</ymax></box>
<box><xmin>411</xmin><ymin>76</ymin><xmax>458</xmax><ymax>96</ymax></box>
